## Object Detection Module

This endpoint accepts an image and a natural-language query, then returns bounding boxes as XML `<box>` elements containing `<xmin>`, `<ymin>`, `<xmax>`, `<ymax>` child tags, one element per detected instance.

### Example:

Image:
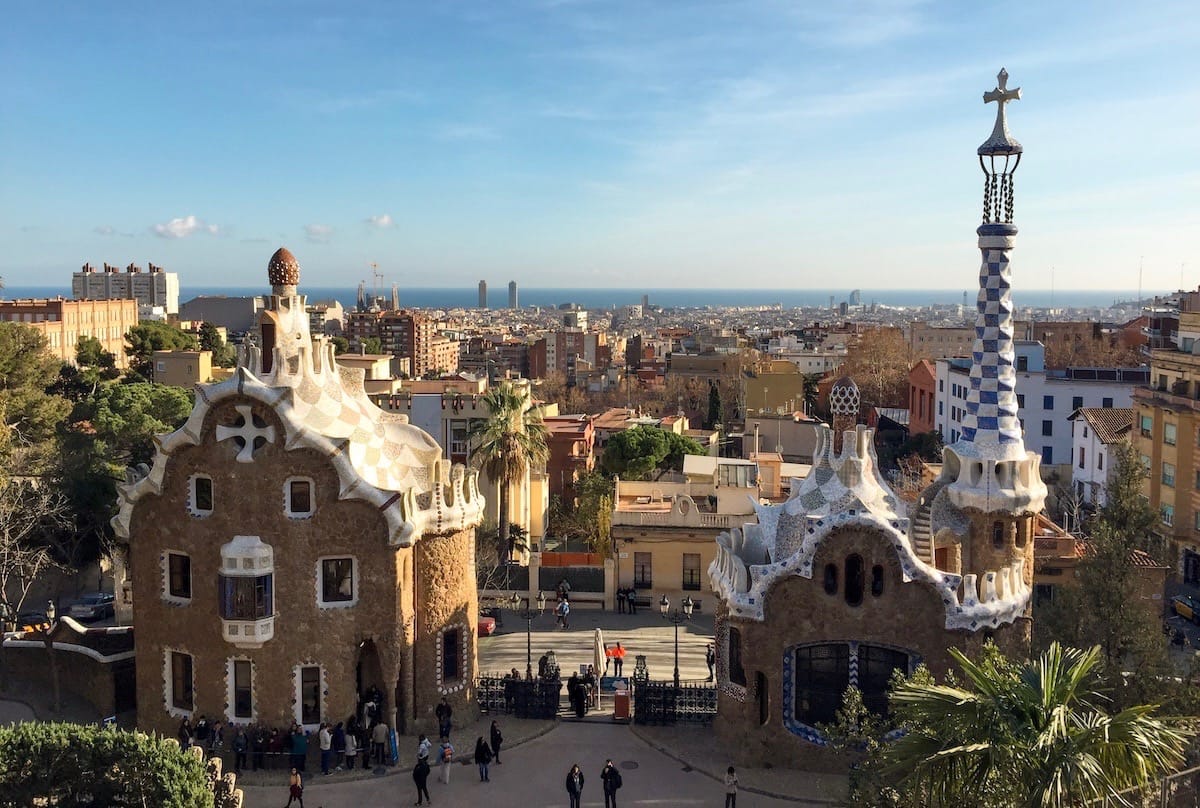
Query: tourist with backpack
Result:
<box><xmin>601</xmin><ymin>759</ymin><xmax>623</xmax><ymax>807</ymax></box>
<box><xmin>438</xmin><ymin>736</ymin><xmax>454</xmax><ymax>784</ymax></box>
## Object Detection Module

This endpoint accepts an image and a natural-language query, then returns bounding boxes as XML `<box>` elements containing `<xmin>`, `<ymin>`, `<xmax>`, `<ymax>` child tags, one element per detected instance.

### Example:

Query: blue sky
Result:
<box><xmin>1</xmin><ymin>1</ymin><xmax>1196</xmax><ymax>292</ymax></box>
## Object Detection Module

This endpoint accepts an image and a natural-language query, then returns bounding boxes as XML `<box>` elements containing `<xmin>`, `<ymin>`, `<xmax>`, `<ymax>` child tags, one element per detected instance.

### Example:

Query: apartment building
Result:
<box><xmin>346</xmin><ymin>309</ymin><xmax>456</xmax><ymax>377</ymax></box>
<box><xmin>0</xmin><ymin>297</ymin><xmax>138</xmax><ymax>367</ymax></box>
<box><xmin>73</xmin><ymin>262</ymin><xmax>180</xmax><ymax>315</ymax></box>
<box><xmin>1067</xmin><ymin>408</ymin><xmax>1134</xmax><ymax>510</ymax></box>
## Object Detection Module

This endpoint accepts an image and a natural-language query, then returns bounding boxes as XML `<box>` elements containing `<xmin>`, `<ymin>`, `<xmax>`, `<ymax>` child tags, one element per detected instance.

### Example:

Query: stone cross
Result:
<box><xmin>216</xmin><ymin>404</ymin><xmax>276</xmax><ymax>463</ymax></box>
<box><xmin>983</xmin><ymin>68</ymin><xmax>1020</xmax><ymax>141</ymax></box>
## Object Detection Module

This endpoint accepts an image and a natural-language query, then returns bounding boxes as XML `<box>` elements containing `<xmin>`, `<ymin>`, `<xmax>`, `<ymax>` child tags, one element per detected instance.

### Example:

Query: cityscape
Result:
<box><xmin>1</xmin><ymin>3</ymin><xmax>1198</xmax><ymax>808</ymax></box>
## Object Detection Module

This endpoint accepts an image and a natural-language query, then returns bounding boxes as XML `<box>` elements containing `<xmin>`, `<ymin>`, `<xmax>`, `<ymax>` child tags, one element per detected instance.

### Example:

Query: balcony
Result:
<box><xmin>1134</xmin><ymin>385</ymin><xmax>1200</xmax><ymax>414</ymax></box>
<box><xmin>222</xmin><ymin>616</ymin><xmax>275</xmax><ymax>648</ymax></box>
<box><xmin>612</xmin><ymin>478</ymin><xmax>755</xmax><ymax>529</ymax></box>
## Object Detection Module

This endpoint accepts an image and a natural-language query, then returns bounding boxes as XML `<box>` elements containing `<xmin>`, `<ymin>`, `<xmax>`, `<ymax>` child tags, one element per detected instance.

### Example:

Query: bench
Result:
<box><xmin>629</xmin><ymin>595</ymin><xmax>702</xmax><ymax>612</ymax></box>
<box><xmin>564</xmin><ymin>594</ymin><xmax>606</xmax><ymax>610</ymax></box>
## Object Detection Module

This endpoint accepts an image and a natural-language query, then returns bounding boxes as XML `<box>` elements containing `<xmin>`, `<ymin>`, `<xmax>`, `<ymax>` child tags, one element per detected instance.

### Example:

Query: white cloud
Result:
<box><xmin>152</xmin><ymin>215</ymin><xmax>220</xmax><ymax>239</ymax></box>
<box><xmin>365</xmin><ymin>214</ymin><xmax>394</xmax><ymax>229</ymax></box>
<box><xmin>94</xmin><ymin>225</ymin><xmax>115</xmax><ymax>236</ymax></box>
<box><xmin>304</xmin><ymin>224</ymin><xmax>334</xmax><ymax>243</ymax></box>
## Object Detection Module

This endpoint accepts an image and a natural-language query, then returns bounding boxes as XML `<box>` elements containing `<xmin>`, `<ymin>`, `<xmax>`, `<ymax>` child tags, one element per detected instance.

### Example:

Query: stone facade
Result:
<box><xmin>114</xmin><ymin>248</ymin><xmax>483</xmax><ymax>738</ymax></box>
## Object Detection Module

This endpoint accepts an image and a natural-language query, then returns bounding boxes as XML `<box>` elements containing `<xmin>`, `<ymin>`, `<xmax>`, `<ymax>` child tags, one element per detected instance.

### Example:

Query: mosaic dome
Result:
<box><xmin>829</xmin><ymin>376</ymin><xmax>860</xmax><ymax>417</ymax></box>
<box><xmin>267</xmin><ymin>247</ymin><xmax>300</xmax><ymax>287</ymax></box>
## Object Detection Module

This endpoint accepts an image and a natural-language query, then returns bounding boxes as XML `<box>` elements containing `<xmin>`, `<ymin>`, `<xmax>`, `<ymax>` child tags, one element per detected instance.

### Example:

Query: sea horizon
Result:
<box><xmin>1</xmin><ymin>285</ymin><xmax>1162</xmax><ymax>311</ymax></box>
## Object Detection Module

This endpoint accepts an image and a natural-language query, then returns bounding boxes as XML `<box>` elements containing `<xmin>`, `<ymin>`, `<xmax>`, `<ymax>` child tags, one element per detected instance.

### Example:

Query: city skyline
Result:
<box><xmin>1</xmin><ymin>1</ymin><xmax>1196</xmax><ymax>291</ymax></box>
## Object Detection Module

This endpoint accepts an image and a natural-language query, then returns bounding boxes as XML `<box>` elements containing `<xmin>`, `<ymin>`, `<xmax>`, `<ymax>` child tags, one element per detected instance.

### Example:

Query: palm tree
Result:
<box><xmin>884</xmin><ymin>643</ymin><xmax>1189</xmax><ymax>807</ymax></box>
<box><xmin>469</xmin><ymin>382</ymin><xmax>548</xmax><ymax>565</ymax></box>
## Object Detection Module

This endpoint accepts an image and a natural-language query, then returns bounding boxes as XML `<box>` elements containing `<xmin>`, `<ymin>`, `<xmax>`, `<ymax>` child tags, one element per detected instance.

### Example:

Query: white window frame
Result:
<box><xmin>226</xmin><ymin>657</ymin><xmax>256</xmax><ymax>724</ymax></box>
<box><xmin>164</xmin><ymin>648</ymin><xmax>195</xmax><ymax>719</ymax></box>
<box><xmin>1162</xmin><ymin>504</ymin><xmax>1175</xmax><ymax>527</ymax></box>
<box><xmin>316</xmin><ymin>555</ymin><xmax>358</xmax><ymax>609</ymax></box>
<box><xmin>284</xmin><ymin>476</ymin><xmax>315</xmax><ymax>519</ymax></box>
<box><xmin>435</xmin><ymin>622</ymin><xmax>469</xmax><ymax>695</ymax></box>
<box><xmin>188</xmin><ymin>474</ymin><xmax>214</xmax><ymax>517</ymax></box>
<box><xmin>161</xmin><ymin>550</ymin><xmax>192</xmax><ymax>605</ymax></box>
<box><xmin>292</xmin><ymin>663</ymin><xmax>326</xmax><ymax>732</ymax></box>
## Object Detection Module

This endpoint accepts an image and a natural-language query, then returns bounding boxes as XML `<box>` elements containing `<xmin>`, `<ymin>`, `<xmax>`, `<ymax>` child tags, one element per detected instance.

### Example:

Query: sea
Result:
<box><xmin>1</xmin><ymin>286</ymin><xmax>1153</xmax><ymax>312</ymax></box>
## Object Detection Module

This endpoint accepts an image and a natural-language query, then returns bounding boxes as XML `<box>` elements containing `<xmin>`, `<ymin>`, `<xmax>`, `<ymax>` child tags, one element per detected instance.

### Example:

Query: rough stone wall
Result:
<box><xmin>963</xmin><ymin>511</ymin><xmax>1036</xmax><ymax>589</ymax></box>
<box><xmin>714</xmin><ymin>525</ymin><xmax>1026</xmax><ymax>770</ymax></box>
<box><xmin>129</xmin><ymin>398</ymin><xmax>404</xmax><ymax>736</ymax></box>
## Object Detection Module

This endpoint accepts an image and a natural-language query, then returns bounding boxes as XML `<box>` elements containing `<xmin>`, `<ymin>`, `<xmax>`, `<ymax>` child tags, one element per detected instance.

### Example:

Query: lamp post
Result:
<box><xmin>510</xmin><ymin>591</ymin><xmax>546</xmax><ymax>680</ymax></box>
<box><xmin>659</xmin><ymin>594</ymin><xmax>694</xmax><ymax>687</ymax></box>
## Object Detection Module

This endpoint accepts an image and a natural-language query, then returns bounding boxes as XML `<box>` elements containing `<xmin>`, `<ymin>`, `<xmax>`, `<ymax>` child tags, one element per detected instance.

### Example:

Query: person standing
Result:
<box><xmin>343</xmin><ymin>728</ymin><xmax>358</xmax><ymax>771</ymax></box>
<box><xmin>601</xmin><ymin>759</ymin><xmax>623</xmax><ymax>808</ymax></box>
<box><xmin>232</xmin><ymin>728</ymin><xmax>248</xmax><ymax>774</ymax></box>
<box><xmin>177</xmin><ymin>717</ymin><xmax>192</xmax><ymax>749</ymax></box>
<box><xmin>565</xmin><ymin>763</ymin><xmax>585</xmax><ymax>808</ymax></box>
<box><xmin>489</xmin><ymin>720</ymin><xmax>503</xmax><ymax>764</ymax></box>
<box><xmin>616</xmin><ymin>586</ymin><xmax>626</xmax><ymax>614</ymax></box>
<box><xmin>413</xmin><ymin>757</ymin><xmax>432</xmax><ymax>806</ymax></box>
<box><xmin>626</xmin><ymin>589</ymin><xmax>637</xmax><ymax>615</ymax></box>
<box><xmin>474</xmin><ymin>736</ymin><xmax>492</xmax><ymax>782</ymax></box>
<box><xmin>612</xmin><ymin>642</ymin><xmax>626</xmax><ymax>677</ymax></box>
<box><xmin>438</xmin><ymin>736</ymin><xmax>454</xmax><ymax>784</ymax></box>
<box><xmin>724</xmin><ymin>766</ymin><xmax>739</xmax><ymax>808</ymax></box>
<box><xmin>290</xmin><ymin>726</ymin><xmax>308</xmax><ymax>773</ymax></box>
<box><xmin>332</xmin><ymin>721</ymin><xmax>346</xmax><ymax>770</ymax></box>
<box><xmin>435</xmin><ymin>696</ymin><xmax>453</xmax><ymax>739</ymax></box>
<box><xmin>251</xmin><ymin>726</ymin><xmax>266</xmax><ymax>771</ymax></box>
<box><xmin>417</xmin><ymin>733</ymin><xmax>431</xmax><ymax>764</ymax></box>
<box><xmin>284</xmin><ymin>768</ymin><xmax>304</xmax><ymax>808</ymax></box>
<box><xmin>319</xmin><ymin>722</ymin><xmax>333</xmax><ymax>775</ymax></box>
<box><xmin>706</xmin><ymin>643</ymin><xmax>716</xmax><ymax>682</ymax></box>
<box><xmin>371</xmin><ymin>720</ymin><xmax>389</xmax><ymax>766</ymax></box>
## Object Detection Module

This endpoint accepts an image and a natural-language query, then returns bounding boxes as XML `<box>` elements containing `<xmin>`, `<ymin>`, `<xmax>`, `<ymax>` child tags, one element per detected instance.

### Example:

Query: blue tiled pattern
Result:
<box><xmin>960</xmin><ymin>246</ymin><xmax>1022</xmax><ymax>447</ymax></box>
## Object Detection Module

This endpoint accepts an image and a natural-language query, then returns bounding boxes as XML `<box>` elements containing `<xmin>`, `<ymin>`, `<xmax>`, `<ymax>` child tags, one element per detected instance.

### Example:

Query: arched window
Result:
<box><xmin>823</xmin><ymin>563</ymin><xmax>838</xmax><ymax>595</ymax></box>
<box><xmin>992</xmin><ymin>521</ymin><xmax>1006</xmax><ymax>549</ymax></box>
<box><xmin>871</xmin><ymin>565</ymin><xmax>884</xmax><ymax>597</ymax></box>
<box><xmin>1014</xmin><ymin>521</ymin><xmax>1028</xmax><ymax>548</ymax></box>
<box><xmin>728</xmin><ymin>627</ymin><xmax>747</xmax><ymax>686</ymax></box>
<box><xmin>756</xmin><ymin>672</ymin><xmax>769</xmax><ymax>726</ymax></box>
<box><xmin>844</xmin><ymin>555</ymin><xmax>865</xmax><ymax>606</ymax></box>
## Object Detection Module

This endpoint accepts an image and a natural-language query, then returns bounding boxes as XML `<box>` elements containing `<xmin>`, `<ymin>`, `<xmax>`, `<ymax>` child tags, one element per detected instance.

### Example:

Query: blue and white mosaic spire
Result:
<box><xmin>944</xmin><ymin>70</ymin><xmax>1046</xmax><ymax>514</ymax></box>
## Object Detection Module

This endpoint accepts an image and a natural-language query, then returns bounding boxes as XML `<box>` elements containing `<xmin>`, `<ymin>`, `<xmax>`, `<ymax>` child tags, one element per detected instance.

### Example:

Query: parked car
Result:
<box><xmin>477</xmin><ymin>616</ymin><xmax>497</xmax><ymax>637</ymax></box>
<box><xmin>1172</xmin><ymin>595</ymin><xmax>1200</xmax><ymax>624</ymax></box>
<box><xmin>14</xmin><ymin>611</ymin><xmax>52</xmax><ymax>633</ymax></box>
<box><xmin>68</xmin><ymin>592</ymin><xmax>115</xmax><ymax>622</ymax></box>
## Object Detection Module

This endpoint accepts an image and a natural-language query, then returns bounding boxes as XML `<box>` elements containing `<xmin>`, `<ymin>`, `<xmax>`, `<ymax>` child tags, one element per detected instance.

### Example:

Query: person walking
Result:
<box><xmin>438</xmin><ymin>736</ymin><xmax>454</xmax><ymax>784</ymax></box>
<box><xmin>413</xmin><ymin>757</ymin><xmax>432</xmax><ymax>806</ymax></box>
<box><xmin>601</xmin><ymin>759</ymin><xmax>623</xmax><ymax>808</ymax></box>
<box><xmin>565</xmin><ymin>763</ymin><xmax>585</xmax><ymax>808</ymax></box>
<box><xmin>724</xmin><ymin>765</ymin><xmax>739</xmax><ymax>808</ymax></box>
<box><xmin>284</xmin><ymin>768</ymin><xmax>304</xmax><ymax>808</ymax></box>
<box><xmin>612</xmin><ymin>642</ymin><xmax>626</xmax><ymax>677</ymax></box>
<box><xmin>474</xmin><ymin>736</ymin><xmax>492</xmax><ymax>782</ymax></box>
<box><xmin>706</xmin><ymin>643</ymin><xmax>716</xmax><ymax>682</ymax></box>
<box><xmin>555</xmin><ymin>598</ymin><xmax>570</xmax><ymax>630</ymax></box>
<box><xmin>489</xmin><ymin>720</ymin><xmax>503</xmax><ymax>764</ymax></box>
<box><xmin>417</xmin><ymin>733</ymin><xmax>432</xmax><ymax>764</ymax></box>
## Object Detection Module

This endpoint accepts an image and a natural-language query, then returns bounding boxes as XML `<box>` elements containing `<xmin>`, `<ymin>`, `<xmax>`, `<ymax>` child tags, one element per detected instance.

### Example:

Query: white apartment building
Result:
<box><xmin>934</xmin><ymin>341</ymin><xmax>1147</xmax><ymax>471</ymax></box>
<box><xmin>73</xmin><ymin>262</ymin><xmax>180</xmax><ymax>314</ymax></box>
<box><xmin>1067</xmin><ymin>407</ymin><xmax>1134</xmax><ymax>509</ymax></box>
<box><xmin>765</xmin><ymin>335</ymin><xmax>847</xmax><ymax>375</ymax></box>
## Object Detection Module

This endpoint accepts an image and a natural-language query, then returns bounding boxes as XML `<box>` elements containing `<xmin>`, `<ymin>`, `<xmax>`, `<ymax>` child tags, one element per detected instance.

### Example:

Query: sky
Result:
<box><xmin>1</xmin><ymin>1</ymin><xmax>1197</xmax><ymax>292</ymax></box>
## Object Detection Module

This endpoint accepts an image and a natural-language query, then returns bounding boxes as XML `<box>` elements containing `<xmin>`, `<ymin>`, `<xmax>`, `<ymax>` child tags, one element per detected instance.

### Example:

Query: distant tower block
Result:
<box><xmin>829</xmin><ymin>295</ymin><xmax>835</xmax><ymax>311</ymax></box>
<box><xmin>828</xmin><ymin>376</ymin><xmax>860</xmax><ymax>453</ymax></box>
<box><xmin>849</xmin><ymin>289</ymin><xmax>862</xmax><ymax>306</ymax></box>
<box><xmin>641</xmin><ymin>294</ymin><xmax>649</xmax><ymax>309</ymax></box>
<box><xmin>508</xmin><ymin>281</ymin><xmax>518</xmax><ymax>309</ymax></box>
<box><xmin>478</xmin><ymin>280</ymin><xmax>488</xmax><ymax>309</ymax></box>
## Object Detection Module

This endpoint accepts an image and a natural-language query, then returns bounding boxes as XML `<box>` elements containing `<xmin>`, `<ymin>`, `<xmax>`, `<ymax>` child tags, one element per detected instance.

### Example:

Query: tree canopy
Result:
<box><xmin>600</xmin><ymin>425</ymin><xmax>705</xmax><ymax>480</ymax></box>
<box><xmin>0</xmin><ymin>323</ymin><xmax>70</xmax><ymax>460</ymax></box>
<box><xmin>124</xmin><ymin>321</ymin><xmax>198</xmax><ymax>381</ymax></box>
<box><xmin>839</xmin><ymin>327</ymin><xmax>910</xmax><ymax>410</ymax></box>
<box><xmin>197</xmin><ymin>322</ymin><xmax>236</xmax><ymax>367</ymax></box>
<box><xmin>0</xmin><ymin>722</ymin><xmax>213</xmax><ymax>807</ymax></box>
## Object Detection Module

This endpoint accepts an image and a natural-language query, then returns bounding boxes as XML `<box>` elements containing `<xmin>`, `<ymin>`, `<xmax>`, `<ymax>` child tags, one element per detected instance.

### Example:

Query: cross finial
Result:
<box><xmin>978</xmin><ymin>67</ymin><xmax>1022</xmax><ymax>155</ymax></box>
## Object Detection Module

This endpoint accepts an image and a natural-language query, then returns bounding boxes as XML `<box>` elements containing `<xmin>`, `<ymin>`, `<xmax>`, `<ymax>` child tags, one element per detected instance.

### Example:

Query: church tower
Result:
<box><xmin>939</xmin><ymin>69</ymin><xmax>1046</xmax><ymax>610</ymax></box>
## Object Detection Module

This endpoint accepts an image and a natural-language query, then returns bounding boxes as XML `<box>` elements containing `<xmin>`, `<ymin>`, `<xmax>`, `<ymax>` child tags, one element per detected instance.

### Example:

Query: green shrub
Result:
<box><xmin>0</xmin><ymin>722</ymin><xmax>213</xmax><ymax>807</ymax></box>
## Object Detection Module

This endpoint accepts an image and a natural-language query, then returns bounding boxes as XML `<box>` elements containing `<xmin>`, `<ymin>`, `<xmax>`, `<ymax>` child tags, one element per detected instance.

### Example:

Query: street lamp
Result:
<box><xmin>659</xmin><ymin>594</ymin><xmax>694</xmax><ymax>687</ymax></box>
<box><xmin>510</xmin><ymin>591</ymin><xmax>547</xmax><ymax>680</ymax></box>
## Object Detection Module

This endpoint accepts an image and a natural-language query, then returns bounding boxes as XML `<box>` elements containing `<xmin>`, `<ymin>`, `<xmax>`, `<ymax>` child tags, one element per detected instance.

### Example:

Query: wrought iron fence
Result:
<box><xmin>1096</xmin><ymin>763</ymin><xmax>1200</xmax><ymax>807</ymax></box>
<box><xmin>476</xmin><ymin>673</ymin><xmax>563</xmax><ymax>721</ymax></box>
<box><xmin>632</xmin><ymin>680</ymin><xmax>717</xmax><ymax>726</ymax></box>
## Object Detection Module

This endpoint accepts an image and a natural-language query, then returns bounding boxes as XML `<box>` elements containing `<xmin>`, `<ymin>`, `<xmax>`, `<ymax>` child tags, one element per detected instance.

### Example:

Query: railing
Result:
<box><xmin>476</xmin><ymin>673</ymin><xmax>563</xmax><ymax>720</ymax></box>
<box><xmin>631</xmin><ymin>680</ymin><xmax>717</xmax><ymax>726</ymax></box>
<box><xmin>1095</xmin><ymin>763</ymin><xmax>1200</xmax><ymax>807</ymax></box>
<box><xmin>699</xmin><ymin>514</ymin><xmax>732</xmax><ymax>528</ymax></box>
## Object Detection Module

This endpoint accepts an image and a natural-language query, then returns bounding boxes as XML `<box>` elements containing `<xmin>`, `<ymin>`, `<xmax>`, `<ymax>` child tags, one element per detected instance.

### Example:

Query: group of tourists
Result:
<box><xmin>411</xmin><ymin>719</ymin><xmax>505</xmax><ymax>804</ymax></box>
<box><xmin>566</xmin><ymin>759</ymin><xmax>624</xmax><ymax>808</ymax></box>
<box><xmin>614</xmin><ymin>587</ymin><xmax>641</xmax><ymax>614</ymax></box>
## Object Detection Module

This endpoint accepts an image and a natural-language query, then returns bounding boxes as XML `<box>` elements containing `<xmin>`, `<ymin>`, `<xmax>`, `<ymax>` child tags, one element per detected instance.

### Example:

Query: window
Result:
<box><xmin>870</xmin><ymin>565</ymin><xmax>884</xmax><ymax>597</ymax></box>
<box><xmin>1078</xmin><ymin>448</ymin><xmax>1086</xmax><ymax>469</ymax></box>
<box><xmin>219</xmin><ymin>574</ymin><xmax>274</xmax><ymax>620</ymax></box>
<box><xmin>1042</xmin><ymin>420</ymin><xmax>1053</xmax><ymax>437</ymax></box>
<box><xmin>1043</xmin><ymin>395</ymin><xmax>1054</xmax><ymax>410</ymax></box>
<box><xmin>857</xmin><ymin>645</ymin><xmax>909</xmax><ymax>715</ymax></box>
<box><xmin>1042</xmin><ymin>446</ymin><xmax>1053</xmax><ymax>465</ymax></box>
<box><xmin>191</xmin><ymin>475</ymin><xmax>213</xmax><ymax>515</ymax></box>
<box><xmin>1102</xmin><ymin>397</ymin><xmax>1113</xmax><ymax>408</ymax></box>
<box><xmin>1072</xmin><ymin>396</ymin><xmax>1083</xmax><ymax>410</ymax></box>
<box><xmin>938</xmin><ymin>401</ymin><xmax>943</xmax><ymax>416</ymax></box>
<box><xmin>1083</xmin><ymin>427</ymin><xmax>1089</xmax><ymax>438</ymax></box>
<box><xmin>1017</xmin><ymin>355</ymin><xmax>1029</xmax><ymax>372</ymax></box>
<box><xmin>823</xmin><ymin>563</ymin><xmax>838</xmax><ymax>595</ymax></box>
<box><xmin>1140</xmin><ymin>415</ymin><xmax>1153</xmax><ymax>437</ymax></box>
<box><xmin>1163</xmin><ymin>462</ymin><xmax>1176</xmax><ymax>488</ymax></box>
<box><xmin>319</xmin><ymin>557</ymin><xmax>356</xmax><ymax>605</ymax></box>
<box><xmin>681</xmin><ymin>553</ymin><xmax>701</xmax><ymax>591</ymax></box>
<box><xmin>728</xmin><ymin>627</ymin><xmax>747</xmax><ymax>686</ymax></box>
<box><xmin>168</xmin><ymin>553</ymin><xmax>191</xmax><ymax>599</ymax></box>
<box><xmin>1162</xmin><ymin>504</ymin><xmax>1175</xmax><ymax>527</ymax></box>
<box><xmin>442</xmin><ymin>628</ymin><xmax>461</xmax><ymax>682</ymax></box>
<box><xmin>938</xmin><ymin>379</ymin><xmax>944</xmax><ymax>392</ymax></box>
<box><xmin>844</xmin><ymin>555</ymin><xmax>865</xmax><ymax>607</ymax></box>
<box><xmin>1165</xmin><ymin>423</ymin><xmax>1177</xmax><ymax>446</ymax></box>
<box><xmin>1017</xmin><ymin>393</ymin><xmax>1025</xmax><ymax>408</ymax></box>
<box><xmin>633</xmin><ymin>552</ymin><xmax>652</xmax><ymax>589</ymax></box>
<box><xmin>717</xmin><ymin>464</ymin><xmax>755</xmax><ymax>488</ymax></box>
<box><xmin>170</xmin><ymin>651</ymin><xmax>194</xmax><ymax>711</ymax></box>
<box><xmin>793</xmin><ymin>645</ymin><xmax>849</xmax><ymax>725</ymax></box>
<box><xmin>1194</xmin><ymin>510</ymin><xmax>1200</xmax><ymax>531</ymax></box>
<box><xmin>992</xmin><ymin>521</ymin><xmax>1006</xmax><ymax>549</ymax></box>
<box><xmin>233</xmin><ymin>660</ymin><xmax>253</xmax><ymax>719</ymax></box>
<box><xmin>1140</xmin><ymin>454</ymin><xmax>1151</xmax><ymax>471</ymax></box>
<box><xmin>300</xmin><ymin>666</ymin><xmax>321</xmax><ymax>725</ymax></box>
<box><xmin>285</xmin><ymin>478</ymin><xmax>314</xmax><ymax>517</ymax></box>
<box><xmin>1097</xmin><ymin>452</ymin><xmax>1104</xmax><ymax>471</ymax></box>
